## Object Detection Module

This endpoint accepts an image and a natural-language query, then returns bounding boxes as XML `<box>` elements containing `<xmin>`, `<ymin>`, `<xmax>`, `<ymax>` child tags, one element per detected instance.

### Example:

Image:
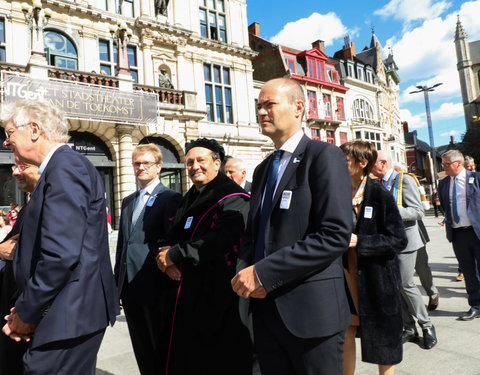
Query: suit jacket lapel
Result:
<box><xmin>252</xmin><ymin>156</ymin><xmax>272</xmax><ymax>222</ymax></box>
<box><xmin>271</xmin><ymin>135</ymin><xmax>309</xmax><ymax>210</ymax></box>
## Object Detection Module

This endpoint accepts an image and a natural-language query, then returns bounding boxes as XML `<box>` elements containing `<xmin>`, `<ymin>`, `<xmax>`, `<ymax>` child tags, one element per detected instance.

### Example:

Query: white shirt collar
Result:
<box><xmin>277</xmin><ymin>130</ymin><xmax>304</xmax><ymax>154</ymax></box>
<box><xmin>383</xmin><ymin>168</ymin><xmax>395</xmax><ymax>184</ymax></box>
<box><xmin>142</xmin><ymin>178</ymin><xmax>160</xmax><ymax>195</ymax></box>
<box><xmin>38</xmin><ymin>143</ymin><xmax>66</xmax><ymax>175</ymax></box>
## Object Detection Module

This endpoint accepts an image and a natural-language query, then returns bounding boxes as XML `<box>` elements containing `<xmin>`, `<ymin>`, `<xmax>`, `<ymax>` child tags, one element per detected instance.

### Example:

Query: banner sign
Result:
<box><xmin>2</xmin><ymin>73</ymin><xmax>157</xmax><ymax>125</ymax></box>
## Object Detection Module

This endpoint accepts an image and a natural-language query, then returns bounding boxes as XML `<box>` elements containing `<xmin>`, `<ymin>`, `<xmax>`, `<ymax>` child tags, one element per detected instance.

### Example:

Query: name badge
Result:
<box><xmin>386</xmin><ymin>185</ymin><xmax>392</xmax><ymax>191</ymax></box>
<box><xmin>280</xmin><ymin>190</ymin><xmax>292</xmax><ymax>210</ymax></box>
<box><xmin>146</xmin><ymin>195</ymin><xmax>156</xmax><ymax>207</ymax></box>
<box><xmin>469</xmin><ymin>177</ymin><xmax>474</xmax><ymax>184</ymax></box>
<box><xmin>364</xmin><ymin>206</ymin><xmax>373</xmax><ymax>219</ymax></box>
<box><xmin>184</xmin><ymin>216</ymin><xmax>194</xmax><ymax>229</ymax></box>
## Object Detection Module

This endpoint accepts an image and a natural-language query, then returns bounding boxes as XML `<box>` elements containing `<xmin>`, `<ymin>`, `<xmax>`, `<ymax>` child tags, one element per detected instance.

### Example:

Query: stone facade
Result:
<box><xmin>0</xmin><ymin>0</ymin><xmax>269</xmax><ymax>226</ymax></box>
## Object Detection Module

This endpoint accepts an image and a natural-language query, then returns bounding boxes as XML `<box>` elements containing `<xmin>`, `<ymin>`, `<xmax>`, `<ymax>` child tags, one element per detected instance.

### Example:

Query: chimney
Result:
<box><xmin>450</xmin><ymin>136</ymin><xmax>455</xmax><ymax>144</ymax></box>
<box><xmin>343</xmin><ymin>41</ymin><xmax>356</xmax><ymax>60</ymax></box>
<box><xmin>402</xmin><ymin>121</ymin><xmax>409</xmax><ymax>133</ymax></box>
<box><xmin>312</xmin><ymin>40</ymin><xmax>325</xmax><ymax>53</ymax></box>
<box><xmin>249</xmin><ymin>22</ymin><xmax>260</xmax><ymax>37</ymax></box>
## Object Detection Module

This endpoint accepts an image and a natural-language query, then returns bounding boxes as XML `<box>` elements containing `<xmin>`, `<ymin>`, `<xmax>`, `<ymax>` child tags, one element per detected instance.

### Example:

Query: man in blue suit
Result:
<box><xmin>438</xmin><ymin>150</ymin><xmax>480</xmax><ymax>320</ymax></box>
<box><xmin>232</xmin><ymin>78</ymin><xmax>352</xmax><ymax>375</ymax></box>
<box><xmin>1</xmin><ymin>100</ymin><xmax>118</xmax><ymax>374</ymax></box>
<box><xmin>115</xmin><ymin>143</ymin><xmax>181</xmax><ymax>374</ymax></box>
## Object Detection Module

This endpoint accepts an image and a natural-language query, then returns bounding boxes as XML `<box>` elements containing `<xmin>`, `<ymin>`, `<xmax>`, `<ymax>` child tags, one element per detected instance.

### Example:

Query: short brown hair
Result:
<box><xmin>132</xmin><ymin>144</ymin><xmax>163</xmax><ymax>164</ymax></box>
<box><xmin>340</xmin><ymin>140</ymin><xmax>378</xmax><ymax>176</ymax></box>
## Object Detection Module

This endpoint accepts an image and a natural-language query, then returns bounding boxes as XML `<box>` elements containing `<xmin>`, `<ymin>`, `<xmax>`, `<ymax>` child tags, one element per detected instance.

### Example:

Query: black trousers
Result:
<box><xmin>23</xmin><ymin>329</ymin><xmax>105</xmax><ymax>375</ymax></box>
<box><xmin>122</xmin><ymin>282</ymin><xmax>173</xmax><ymax>375</ymax></box>
<box><xmin>253</xmin><ymin>298</ymin><xmax>345</xmax><ymax>375</ymax></box>
<box><xmin>0</xmin><ymin>261</ymin><xmax>28</xmax><ymax>375</ymax></box>
<box><xmin>452</xmin><ymin>227</ymin><xmax>480</xmax><ymax>308</ymax></box>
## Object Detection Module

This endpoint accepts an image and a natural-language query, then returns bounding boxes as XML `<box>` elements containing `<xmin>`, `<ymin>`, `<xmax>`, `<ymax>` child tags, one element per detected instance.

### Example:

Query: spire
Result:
<box><xmin>455</xmin><ymin>14</ymin><xmax>467</xmax><ymax>41</ymax></box>
<box><xmin>370</xmin><ymin>26</ymin><xmax>381</xmax><ymax>49</ymax></box>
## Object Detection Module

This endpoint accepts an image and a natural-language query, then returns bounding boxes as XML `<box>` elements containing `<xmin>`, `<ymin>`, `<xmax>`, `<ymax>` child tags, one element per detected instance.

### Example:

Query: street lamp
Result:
<box><xmin>21</xmin><ymin>0</ymin><xmax>51</xmax><ymax>63</ymax></box>
<box><xmin>109</xmin><ymin>21</ymin><xmax>133</xmax><ymax>77</ymax></box>
<box><xmin>410</xmin><ymin>82</ymin><xmax>443</xmax><ymax>217</ymax></box>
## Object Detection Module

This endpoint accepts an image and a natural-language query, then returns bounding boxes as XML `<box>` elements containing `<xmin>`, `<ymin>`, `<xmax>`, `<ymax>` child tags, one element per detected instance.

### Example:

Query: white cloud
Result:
<box><xmin>374</xmin><ymin>0</ymin><xmax>452</xmax><ymax>24</ymax></box>
<box><xmin>440</xmin><ymin>130</ymin><xmax>462</xmax><ymax>137</ymax></box>
<box><xmin>400</xmin><ymin>108</ymin><xmax>426</xmax><ymax>129</ymax></box>
<box><xmin>431</xmin><ymin>102</ymin><xmax>464</xmax><ymax>121</ymax></box>
<box><xmin>269</xmin><ymin>12</ymin><xmax>353</xmax><ymax>51</ymax></box>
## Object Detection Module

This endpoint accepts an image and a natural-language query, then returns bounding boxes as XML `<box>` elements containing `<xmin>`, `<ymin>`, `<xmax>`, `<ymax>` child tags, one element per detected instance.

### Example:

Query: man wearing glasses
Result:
<box><xmin>0</xmin><ymin>161</ymin><xmax>39</xmax><ymax>375</ymax></box>
<box><xmin>1</xmin><ymin>100</ymin><xmax>118</xmax><ymax>375</ymax></box>
<box><xmin>114</xmin><ymin>143</ymin><xmax>181</xmax><ymax>375</ymax></box>
<box><xmin>438</xmin><ymin>150</ymin><xmax>480</xmax><ymax>320</ymax></box>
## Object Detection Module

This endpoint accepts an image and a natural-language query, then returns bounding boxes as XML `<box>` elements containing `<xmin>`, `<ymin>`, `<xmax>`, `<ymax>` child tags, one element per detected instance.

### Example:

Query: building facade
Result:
<box><xmin>455</xmin><ymin>16</ymin><xmax>480</xmax><ymax>130</ymax></box>
<box><xmin>334</xmin><ymin>33</ymin><xmax>406</xmax><ymax>165</ymax></box>
<box><xmin>0</xmin><ymin>0</ymin><xmax>268</xmax><ymax>226</ymax></box>
<box><xmin>249</xmin><ymin>23</ymin><xmax>350</xmax><ymax>146</ymax></box>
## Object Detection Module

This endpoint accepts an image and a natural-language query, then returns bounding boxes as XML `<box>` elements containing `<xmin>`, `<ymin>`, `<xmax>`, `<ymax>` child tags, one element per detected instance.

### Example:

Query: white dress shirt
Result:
<box><xmin>449</xmin><ymin>168</ymin><xmax>472</xmax><ymax>228</ymax></box>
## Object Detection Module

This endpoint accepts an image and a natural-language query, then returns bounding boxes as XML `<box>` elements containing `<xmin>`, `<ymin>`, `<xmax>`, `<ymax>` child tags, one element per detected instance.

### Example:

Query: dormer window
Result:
<box><xmin>307</xmin><ymin>58</ymin><xmax>323</xmax><ymax>81</ymax></box>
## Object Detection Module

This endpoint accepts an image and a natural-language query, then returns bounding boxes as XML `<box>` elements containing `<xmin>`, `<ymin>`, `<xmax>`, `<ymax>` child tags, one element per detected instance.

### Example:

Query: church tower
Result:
<box><xmin>455</xmin><ymin>15</ymin><xmax>479</xmax><ymax>129</ymax></box>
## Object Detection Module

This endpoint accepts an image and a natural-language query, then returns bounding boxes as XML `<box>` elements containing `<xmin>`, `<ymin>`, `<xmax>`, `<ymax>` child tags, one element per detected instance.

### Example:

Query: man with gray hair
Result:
<box><xmin>372</xmin><ymin>150</ymin><xmax>437</xmax><ymax>349</ymax></box>
<box><xmin>464</xmin><ymin>155</ymin><xmax>476</xmax><ymax>171</ymax></box>
<box><xmin>225</xmin><ymin>157</ymin><xmax>252</xmax><ymax>193</ymax></box>
<box><xmin>1</xmin><ymin>100</ymin><xmax>118</xmax><ymax>374</ymax></box>
<box><xmin>438</xmin><ymin>150</ymin><xmax>480</xmax><ymax>320</ymax></box>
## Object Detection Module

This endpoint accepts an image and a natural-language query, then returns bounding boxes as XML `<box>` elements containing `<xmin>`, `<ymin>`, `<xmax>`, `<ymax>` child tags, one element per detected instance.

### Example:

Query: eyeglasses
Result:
<box><xmin>132</xmin><ymin>161</ymin><xmax>157</xmax><ymax>169</ymax></box>
<box><xmin>441</xmin><ymin>161</ymin><xmax>460</xmax><ymax>167</ymax></box>
<box><xmin>11</xmin><ymin>164</ymin><xmax>28</xmax><ymax>172</ymax></box>
<box><xmin>4</xmin><ymin>123</ymin><xmax>30</xmax><ymax>140</ymax></box>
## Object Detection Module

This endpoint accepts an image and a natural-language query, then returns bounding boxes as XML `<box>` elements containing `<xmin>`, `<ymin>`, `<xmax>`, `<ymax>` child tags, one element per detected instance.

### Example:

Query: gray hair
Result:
<box><xmin>1</xmin><ymin>100</ymin><xmax>70</xmax><ymax>143</ymax></box>
<box><xmin>442</xmin><ymin>149</ymin><xmax>464</xmax><ymax>163</ymax></box>
<box><xmin>464</xmin><ymin>155</ymin><xmax>475</xmax><ymax>163</ymax></box>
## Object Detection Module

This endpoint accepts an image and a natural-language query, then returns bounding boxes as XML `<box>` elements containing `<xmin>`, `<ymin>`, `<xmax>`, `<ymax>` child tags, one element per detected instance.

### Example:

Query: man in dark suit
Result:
<box><xmin>231</xmin><ymin>78</ymin><xmax>353</xmax><ymax>375</ymax></box>
<box><xmin>225</xmin><ymin>157</ymin><xmax>252</xmax><ymax>193</ymax></box>
<box><xmin>1</xmin><ymin>100</ymin><xmax>118</xmax><ymax>374</ymax></box>
<box><xmin>115</xmin><ymin>143</ymin><xmax>181</xmax><ymax>374</ymax></box>
<box><xmin>0</xmin><ymin>159</ymin><xmax>39</xmax><ymax>375</ymax></box>
<box><xmin>438</xmin><ymin>150</ymin><xmax>480</xmax><ymax>320</ymax></box>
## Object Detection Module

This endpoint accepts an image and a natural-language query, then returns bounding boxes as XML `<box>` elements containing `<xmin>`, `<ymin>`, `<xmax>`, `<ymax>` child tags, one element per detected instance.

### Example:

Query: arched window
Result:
<box><xmin>44</xmin><ymin>31</ymin><xmax>78</xmax><ymax>70</ymax></box>
<box><xmin>352</xmin><ymin>98</ymin><xmax>375</xmax><ymax>123</ymax></box>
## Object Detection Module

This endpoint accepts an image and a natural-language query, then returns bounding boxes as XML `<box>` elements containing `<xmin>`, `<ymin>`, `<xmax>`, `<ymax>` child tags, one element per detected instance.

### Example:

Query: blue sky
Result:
<box><xmin>246</xmin><ymin>0</ymin><xmax>480</xmax><ymax>147</ymax></box>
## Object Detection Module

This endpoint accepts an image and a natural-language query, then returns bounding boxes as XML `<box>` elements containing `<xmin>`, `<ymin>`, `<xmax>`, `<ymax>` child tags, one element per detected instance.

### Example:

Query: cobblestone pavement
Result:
<box><xmin>96</xmin><ymin>215</ymin><xmax>480</xmax><ymax>375</ymax></box>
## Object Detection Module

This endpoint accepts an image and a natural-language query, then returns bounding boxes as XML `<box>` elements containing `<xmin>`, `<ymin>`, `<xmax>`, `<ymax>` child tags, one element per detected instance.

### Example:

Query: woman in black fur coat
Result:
<box><xmin>341</xmin><ymin>141</ymin><xmax>408</xmax><ymax>375</ymax></box>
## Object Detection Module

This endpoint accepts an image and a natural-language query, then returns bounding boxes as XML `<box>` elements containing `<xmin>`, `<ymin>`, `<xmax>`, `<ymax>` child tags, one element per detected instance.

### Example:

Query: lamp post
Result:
<box><xmin>409</xmin><ymin>82</ymin><xmax>443</xmax><ymax>217</ymax></box>
<box><xmin>109</xmin><ymin>22</ymin><xmax>133</xmax><ymax>77</ymax></box>
<box><xmin>21</xmin><ymin>0</ymin><xmax>51</xmax><ymax>63</ymax></box>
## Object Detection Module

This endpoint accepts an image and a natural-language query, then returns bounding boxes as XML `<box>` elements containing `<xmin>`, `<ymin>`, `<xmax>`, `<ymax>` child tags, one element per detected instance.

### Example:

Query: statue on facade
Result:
<box><xmin>155</xmin><ymin>0</ymin><xmax>169</xmax><ymax>17</ymax></box>
<box><xmin>159</xmin><ymin>69</ymin><xmax>174</xmax><ymax>89</ymax></box>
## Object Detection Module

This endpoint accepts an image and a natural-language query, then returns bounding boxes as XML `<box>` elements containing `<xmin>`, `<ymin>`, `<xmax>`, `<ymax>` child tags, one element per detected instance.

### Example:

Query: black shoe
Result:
<box><xmin>428</xmin><ymin>293</ymin><xmax>439</xmax><ymax>311</ymax></box>
<box><xmin>402</xmin><ymin>328</ymin><xmax>419</xmax><ymax>343</ymax></box>
<box><xmin>460</xmin><ymin>308</ymin><xmax>480</xmax><ymax>321</ymax></box>
<box><xmin>422</xmin><ymin>326</ymin><xmax>437</xmax><ymax>349</ymax></box>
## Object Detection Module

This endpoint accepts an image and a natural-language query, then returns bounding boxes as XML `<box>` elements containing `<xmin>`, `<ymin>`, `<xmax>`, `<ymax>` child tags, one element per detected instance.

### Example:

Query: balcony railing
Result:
<box><xmin>133</xmin><ymin>84</ymin><xmax>184</xmax><ymax>105</ymax></box>
<box><xmin>48</xmin><ymin>68</ymin><xmax>119</xmax><ymax>88</ymax></box>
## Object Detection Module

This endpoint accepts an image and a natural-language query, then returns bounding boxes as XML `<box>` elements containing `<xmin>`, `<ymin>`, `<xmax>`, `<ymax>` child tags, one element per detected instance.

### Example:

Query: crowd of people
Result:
<box><xmin>0</xmin><ymin>78</ymin><xmax>479</xmax><ymax>375</ymax></box>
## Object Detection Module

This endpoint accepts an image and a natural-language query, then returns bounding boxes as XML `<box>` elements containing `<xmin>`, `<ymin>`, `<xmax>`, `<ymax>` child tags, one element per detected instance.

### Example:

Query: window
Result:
<box><xmin>287</xmin><ymin>57</ymin><xmax>296</xmax><ymax>73</ymax></box>
<box><xmin>323</xmin><ymin>94</ymin><xmax>332</xmax><ymax>119</ymax></box>
<box><xmin>355</xmin><ymin>131</ymin><xmax>361</xmax><ymax>139</ymax></box>
<box><xmin>204</xmin><ymin>63</ymin><xmax>233</xmax><ymax>123</ymax></box>
<box><xmin>311</xmin><ymin>128</ymin><xmax>320</xmax><ymax>140</ymax></box>
<box><xmin>347</xmin><ymin>64</ymin><xmax>354</xmax><ymax>77</ymax></box>
<box><xmin>336</xmin><ymin>97</ymin><xmax>345</xmax><ymax>120</ymax></box>
<box><xmin>325</xmin><ymin>66</ymin><xmax>339</xmax><ymax>83</ymax></box>
<box><xmin>363</xmin><ymin>131</ymin><xmax>382</xmax><ymax>150</ymax></box>
<box><xmin>307</xmin><ymin>90</ymin><xmax>317</xmax><ymax>119</ymax></box>
<box><xmin>115</xmin><ymin>0</ymin><xmax>134</xmax><ymax>16</ymax></box>
<box><xmin>353</xmin><ymin>98</ymin><xmax>374</xmax><ymax>123</ymax></box>
<box><xmin>199</xmin><ymin>0</ymin><xmax>226</xmax><ymax>42</ymax></box>
<box><xmin>340</xmin><ymin>132</ymin><xmax>348</xmax><ymax>144</ymax></box>
<box><xmin>357</xmin><ymin>67</ymin><xmax>364</xmax><ymax>81</ymax></box>
<box><xmin>307</xmin><ymin>58</ymin><xmax>323</xmax><ymax>81</ymax></box>
<box><xmin>44</xmin><ymin>31</ymin><xmax>78</xmax><ymax>70</ymax></box>
<box><xmin>326</xmin><ymin>130</ymin><xmax>335</xmax><ymax>145</ymax></box>
<box><xmin>99</xmin><ymin>39</ymin><xmax>138</xmax><ymax>82</ymax></box>
<box><xmin>0</xmin><ymin>18</ymin><xmax>5</xmax><ymax>62</ymax></box>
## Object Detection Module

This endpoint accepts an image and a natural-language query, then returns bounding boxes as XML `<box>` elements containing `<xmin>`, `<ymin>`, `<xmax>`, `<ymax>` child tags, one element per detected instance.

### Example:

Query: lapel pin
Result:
<box><xmin>293</xmin><ymin>157</ymin><xmax>301</xmax><ymax>163</ymax></box>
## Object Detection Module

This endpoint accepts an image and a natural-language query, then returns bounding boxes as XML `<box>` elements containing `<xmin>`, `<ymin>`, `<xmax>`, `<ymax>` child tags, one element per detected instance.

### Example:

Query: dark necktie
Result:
<box><xmin>254</xmin><ymin>150</ymin><xmax>283</xmax><ymax>263</ymax></box>
<box><xmin>452</xmin><ymin>177</ymin><xmax>460</xmax><ymax>224</ymax></box>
